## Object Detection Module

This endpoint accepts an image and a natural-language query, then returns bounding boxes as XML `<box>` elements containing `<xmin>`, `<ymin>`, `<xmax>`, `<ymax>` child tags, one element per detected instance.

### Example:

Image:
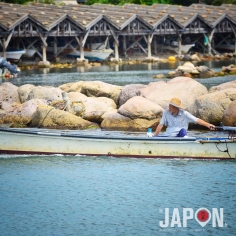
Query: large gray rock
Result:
<box><xmin>0</xmin><ymin>82</ymin><xmax>20</xmax><ymax>104</ymax></box>
<box><xmin>195</xmin><ymin>88</ymin><xmax>236</xmax><ymax>124</ymax></box>
<box><xmin>209</xmin><ymin>80</ymin><xmax>236</xmax><ymax>93</ymax></box>
<box><xmin>118</xmin><ymin>84</ymin><xmax>147</xmax><ymax>107</ymax></box>
<box><xmin>79</xmin><ymin>81</ymin><xmax>122</xmax><ymax>104</ymax></box>
<box><xmin>222</xmin><ymin>100</ymin><xmax>236</xmax><ymax>126</ymax></box>
<box><xmin>26</xmin><ymin>86</ymin><xmax>63</xmax><ymax>103</ymax></box>
<box><xmin>81</xmin><ymin>97</ymin><xmax>117</xmax><ymax>122</ymax></box>
<box><xmin>140</xmin><ymin>77</ymin><xmax>208</xmax><ymax>115</ymax></box>
<box><xmin>118</xmin><ymin>96</ymin><xmax>164</xmax><ymax>120</ymax></box>
<box><xmin>58</xmin><ymin>82</ymin><xmax>75</xmax><ymax>92</ymax></box>
<box><xmin>30</xmin><ymin>105</ymin><xmax>99</xmax><ymax>129</ymax></box>
<box><xmin>18</xmin><ymin>84</ymin><xmax>35</xmax><ymax>103</ymax></box>
<box><xmin>101</xmin><ymin>110</ymin><xmax>160</xmax><ymax>131</ymax></box>
<box><xmin>0</xmin><ymin>99</ymin><xmax>47</xmax><ymax>126</ymax></box>
<box><xmin>67</xmin><ymin>92</ymin><xmax>87</xmax><ymax>102</ymax></box>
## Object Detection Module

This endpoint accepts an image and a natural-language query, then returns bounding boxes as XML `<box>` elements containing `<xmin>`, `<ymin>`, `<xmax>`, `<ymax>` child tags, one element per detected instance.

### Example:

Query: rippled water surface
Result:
<box><xmin>0</xmin><ymin>156</ymin><xmax>236</xmax><ymax>236</ymax></box>
<box><xmin>1</xmin><ymin>58</ymin><xmax>236</xmax><ymax>90</ymax></box>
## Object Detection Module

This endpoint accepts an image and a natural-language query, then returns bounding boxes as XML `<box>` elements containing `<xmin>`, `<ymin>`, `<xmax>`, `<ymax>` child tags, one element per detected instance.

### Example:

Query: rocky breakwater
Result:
<box><xmin>0</xmin><ymin>77</ymin><xmax>236</xmax><ymax>131</ymax></box>
<box><xmin>154</xmin><ymin>62</ymin><xmax>236</xmax><ymax>79</ymax></box>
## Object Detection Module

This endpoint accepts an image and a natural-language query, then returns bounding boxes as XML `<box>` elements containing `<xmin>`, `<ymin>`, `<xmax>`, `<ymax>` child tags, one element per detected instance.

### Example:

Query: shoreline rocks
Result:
<box><xmin>1</xmin><ymin>77</ymin><xmax>236</xmax><ymax>131</ymax></box>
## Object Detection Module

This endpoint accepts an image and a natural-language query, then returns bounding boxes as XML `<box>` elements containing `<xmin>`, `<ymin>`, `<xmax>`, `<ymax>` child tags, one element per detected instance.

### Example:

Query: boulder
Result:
<box><xmin>195</xmin><ymin>88</ymin><xmax>236</xmax><ymax>124</ymax></box>
<box><xmin>18</xmin><ymin>84</ymin><xmax>35</xmax><ymax>103</ymax></box>
<box><xmin>67</xmin><ymin>81</ymin><xmax>85</xmax><ymax>92</ymax></box>
<box><xmin>101</xmin><ymin>110</ymin><xmax>160</xmax><ymax>131</ymax></box>
<box><xmin>0</xmin><ymin>99</ymin><xmax>47</xmax><ymax>126</ymax></box>
<box><xmin>0</xmin><ymin>82</ymin><xmax>20</xmax><ymax>104</ymax></box>
<box><xmin>118</xmin><ymin>96</ymin><xmax>164</xmax><ymax>120</ymax></box>
<box><xmin>26</xmin><ymin>86</ymin><xmax>63</xmax><ymax>103</ymax></box>
<box><xmin>118</xmin><ymin>84</ymin><xmax>147</xmax><ymax>107</ymax></box>
<box><xmin>190</xmin><ymin>54</ymin><xmax>201</xmax><ymax>62</ymax></box>
<box><xmin>140</xmin><ymin>77</ymin><xmax>208</xmax><ymax>115</ymax></box>
<box><xmin>79</xmin><ymin>81</ymin><xmax>122</xmax><ymax>104</ymax></box>
<box><xmin>30</xmin><ymin>105</ymin><xmax>99</xmax><ymax>129</ymax></box>
<box><xmin>67</xmin><ymin>92</ymin><xmax>87</xmax><ymax>101</ymax></box>
<box><xmin>209</xmin><ymin>80</ymin><xmax>236</xmax><ymax>93</ymax></box>
<box><xmin>222</xmin><ymin>100</ymin><xmax>236</xmax><ymax>126</ymax></box>
<box><xmin>81</xmin><ymin>97</ymin><xmax>117</xmax><ymax>122</ymax></box>
<box><xmin>58</xmin><ymin>82</ymin><xmax>75</xmax><ymax>92</ymax></box>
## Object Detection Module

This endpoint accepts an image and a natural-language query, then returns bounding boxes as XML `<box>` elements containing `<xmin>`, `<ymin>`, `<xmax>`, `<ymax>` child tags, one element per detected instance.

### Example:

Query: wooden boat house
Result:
<box><xmin>0</xmin><ymin>2</ymin><xmax>236</xmax><ymax>61</ymax></box>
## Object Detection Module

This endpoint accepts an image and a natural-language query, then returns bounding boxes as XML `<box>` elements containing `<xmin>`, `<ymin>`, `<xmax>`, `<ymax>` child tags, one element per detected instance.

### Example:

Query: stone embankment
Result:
<box><xmin>0</xmin><ymin>77</ymin><xmax>236</xmax><ymax>131</ymax></box>
<box><xmin>154</xmin><ymin>61</ymin><xmax>236</xmax><ymax>79</ymax></box>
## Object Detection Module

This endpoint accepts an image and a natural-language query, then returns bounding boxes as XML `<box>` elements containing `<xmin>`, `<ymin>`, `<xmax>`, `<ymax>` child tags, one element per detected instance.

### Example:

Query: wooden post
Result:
<box><xmin>80</xmin><ymin>36</ymin><xmax>84</xmax><ymax>60</ymax></box>
<box><xmin>147</xmin><ymin>35</ymin><xmax>151</xmax><ymax>58</ymax></box>
<box><xmin>178</xmin><ymin>36</ymin><xmax>182</xmax><ymax>56</ymax></box>
<box><xmin>42</xmin><ymin>45</ymin><xmax>47</xmax><ymax>62</ymax></box>
<box><xmin>114</xmin><ymin>41</ymin><xmax>119</xmax><ymax>60</ymax></box>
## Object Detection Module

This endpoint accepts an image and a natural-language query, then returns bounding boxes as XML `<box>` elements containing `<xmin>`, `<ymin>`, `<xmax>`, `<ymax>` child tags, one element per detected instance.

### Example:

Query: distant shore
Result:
<box><xmin>17</xmin><ymin>51</ymin><xmax>236</xmax><ymax>70</ymax></box>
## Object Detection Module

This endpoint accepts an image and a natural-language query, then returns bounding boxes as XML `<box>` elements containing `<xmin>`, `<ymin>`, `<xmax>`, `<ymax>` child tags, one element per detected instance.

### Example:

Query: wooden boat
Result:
<box><xmin>215</xmin><ymin>43</ymin><xmax>234</xmax><ymax>51</ymax></box>
<box><xmin>0</xmin><ymin>125</ymin><xmax>235</xmax><ymax>159</ymax></box>
<box><xmin>1</xmin><ymin>49</ymin><xmax>26</xmax><ymax>63</ymax></box>
<box><xmin>157</xmin><ymin>42</ymin><xmax>195</xmax><ymax>54</ymax></box>
<box><xmin>67</xmin><ymin>47</ymin><xmax>114</xmax><ymax>61</ymax></box>
<box><xmin>23</xmin><ymin>48</ymin><xmax>36</xmax><ymax>58</ymax></box>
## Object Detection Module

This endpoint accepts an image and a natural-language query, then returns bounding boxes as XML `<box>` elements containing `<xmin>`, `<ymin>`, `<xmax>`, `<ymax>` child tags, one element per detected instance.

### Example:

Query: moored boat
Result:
<box><xmin>1</xmin><ymin>49</ymin><xmax>26</xmax><ymax>63</ymax></box>
<box><xmin>67</xmin><ymin>47</ymin><xmax>114</xmax><ymax>61</ymax></box>
<box><xmin>0</xmin><ymin>126</ymin><xmax>235</xmax><ymax>159</ymax></box>
<box><xmin>157</xmin><ymin>42</ymin><xmax>195</xmax><ymax>54</ymax></box>
<box><xmin>23</xmin><ymin>48</ymin><xmax>36</xmax><ymax>58</ymax></box>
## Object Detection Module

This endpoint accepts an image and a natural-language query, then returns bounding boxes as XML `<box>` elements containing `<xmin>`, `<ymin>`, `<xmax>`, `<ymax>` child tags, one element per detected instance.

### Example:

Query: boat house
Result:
<box><xmin>0</xmin><ymin>2</ymin><xmax>236</xmax><ymax>61</ymax></box>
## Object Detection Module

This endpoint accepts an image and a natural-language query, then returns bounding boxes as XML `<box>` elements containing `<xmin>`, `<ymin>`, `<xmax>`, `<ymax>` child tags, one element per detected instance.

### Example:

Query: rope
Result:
<box><xmin>37</xmin><ymin>107</ymin><xmax>55</xmax><ymax>128</ymax></box>
<box><xmin>215</xmin><ymin>141</ymin><xmax>231</xmax><ymax>158</ymax></box>
<box><xmin>37</xmin><ymin>100</ymin><xmax>69</xmax><ymax>128</ymax></box>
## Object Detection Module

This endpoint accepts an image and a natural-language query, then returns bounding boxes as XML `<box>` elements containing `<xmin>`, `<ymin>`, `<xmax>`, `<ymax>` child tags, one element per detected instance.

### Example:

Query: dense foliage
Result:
<box><xmin>2</xmin><ymin>0</ymin><xmax>236</xmax><ymax>6</ymax></box>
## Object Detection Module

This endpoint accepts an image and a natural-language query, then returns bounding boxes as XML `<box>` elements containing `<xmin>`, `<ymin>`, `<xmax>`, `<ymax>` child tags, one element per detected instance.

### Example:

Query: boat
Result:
<box><xmin>67</xmin><ymin>47</ymin><xmax>114</xmax><ymax>61</ymax></box>
<box><xmin>215</xmin><ymin>43</ymin><xmax>234</xmax><ymax>51</ymax></box>
<box><xmin>0</xmin><ymin>49</ymin><xmax>26</xmax><ymax>63</ymax></box>
<box><xmin>0</xmin><ymin>124</ymin><xmax>235</xmax><ymax>159</ymax></box>
<box><xmin>157</xmin><ymin>42</ymin><xmax>195</xmax><ymax>54</ymax></box>
<box><xmin>23</xmin><ymin>48</ymin><xmax>36</xmax><ymax>58</ymax></box>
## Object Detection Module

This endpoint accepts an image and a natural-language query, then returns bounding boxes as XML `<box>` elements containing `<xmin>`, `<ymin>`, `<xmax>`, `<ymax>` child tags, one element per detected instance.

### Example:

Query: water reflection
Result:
<box><xmin>1</xmin><ymin>58</ymin><xmax>236</xmax><ymax>88</ymax></box>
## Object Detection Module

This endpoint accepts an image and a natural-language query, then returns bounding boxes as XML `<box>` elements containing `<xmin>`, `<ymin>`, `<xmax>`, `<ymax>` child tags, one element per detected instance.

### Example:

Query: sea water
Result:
<box><xmin>0</xmin><ymin>156</ymin><xmax>235</xmax><ymax>236</ymax></box>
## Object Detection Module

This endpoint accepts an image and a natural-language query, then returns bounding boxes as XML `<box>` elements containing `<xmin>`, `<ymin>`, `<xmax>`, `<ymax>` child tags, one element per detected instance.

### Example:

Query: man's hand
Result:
<box><xmin>208</xmin><ymin>124</ymin><xmax>215</xmax><ymax>130</ymax></box>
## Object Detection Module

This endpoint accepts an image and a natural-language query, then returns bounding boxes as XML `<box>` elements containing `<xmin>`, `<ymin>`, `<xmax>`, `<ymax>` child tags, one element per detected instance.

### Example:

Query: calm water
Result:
<box><xmin>0</xmin><ymin>59</ymin><xmax>236</xmax><ymax>235</ymax></box>
<box><xmin>0</xmin><ymin>156</ymin><xmax>236</xmax><ymax>236</ymax></box>
<box><xmin>0</xmin><ymin>58</ymin><xmax>236</xmax><ymax>89</ymax></box>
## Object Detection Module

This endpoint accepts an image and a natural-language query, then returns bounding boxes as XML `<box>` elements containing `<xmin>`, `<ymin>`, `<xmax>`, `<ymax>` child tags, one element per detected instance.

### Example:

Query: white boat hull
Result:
<box><xmin>23</xmin><ymin>49</ymin><xmax>36</xmax><ymax>57</ymax></box>
<box><xmin>67</xmin><ymin>48</ymin><xmax>113</xmax><ymax>61</ymax></box>
<box><xmin>0</xmin><ymin>128</ymin><xmax>235</xmax><ymax>159</ymax></box>
<box><xmin>157</xmin><ymin>44</ymin><xmax>195</xmax><ymax>54</ymax></box>
<box><xmin>215</xmin><ymin>44</ymin><xmax>234</xmax><ymax>51</ymax></box>
<box><xmin>1</xmin><ymin>50</ymin><xmax>26</xmax><ymax>62</ymax></box>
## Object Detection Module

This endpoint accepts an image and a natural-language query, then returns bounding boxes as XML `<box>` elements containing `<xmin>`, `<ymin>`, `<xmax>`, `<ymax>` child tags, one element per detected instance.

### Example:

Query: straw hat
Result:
<box><xmin>169</xmin><ymin>97</ymin><xmax>186</xmax><ymax>109</ymax></box>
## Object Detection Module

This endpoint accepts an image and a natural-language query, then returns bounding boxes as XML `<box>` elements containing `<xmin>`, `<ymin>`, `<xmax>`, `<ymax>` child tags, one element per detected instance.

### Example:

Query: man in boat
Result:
<box><xmin>0</xmin><ymin>56</ymin><xmax>19</xmax><ymax>77</ymax></box>
<box><xmin>153</xmin><ymin>97</ymin><xmax>215</xmax><ymax>137</ymax></box>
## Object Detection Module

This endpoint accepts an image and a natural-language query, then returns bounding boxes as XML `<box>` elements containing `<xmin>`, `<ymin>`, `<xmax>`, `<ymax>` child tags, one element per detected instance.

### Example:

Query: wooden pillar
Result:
<box><xmin>80</xmin><ymin>36</ymin><xmax>84</xmax><ymax>60</ymax></box>
<box><xmin>178</xmin><ymin>36</ymin><xmax>182</xmax><ymax>56</ymax></box>
<box><xmin>42</xmin><ymin>45</ymin><xmax>47</xmax><ymax>62</ymax></box>
<box><xmin>114</xmin><ymin>41</ymin><xmax>119</xmax><ymax>60</ymax></box>
<box><xmin>147</xmin><ymin>35</ymin><xmax>152</xmax><ymax>58</ymax></box>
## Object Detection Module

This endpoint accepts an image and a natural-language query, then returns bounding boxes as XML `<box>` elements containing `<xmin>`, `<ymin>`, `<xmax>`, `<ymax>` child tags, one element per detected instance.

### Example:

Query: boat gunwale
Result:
<box><xmin>0</xmin><ymin>128</ymin><xmax>233</xmax><ymax>143</ymax></box>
